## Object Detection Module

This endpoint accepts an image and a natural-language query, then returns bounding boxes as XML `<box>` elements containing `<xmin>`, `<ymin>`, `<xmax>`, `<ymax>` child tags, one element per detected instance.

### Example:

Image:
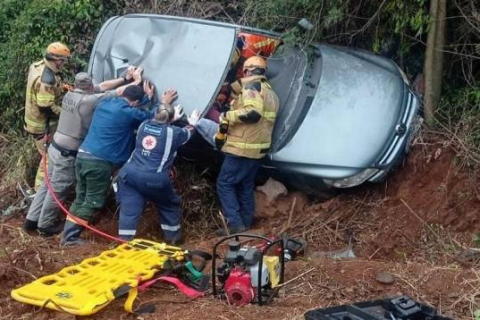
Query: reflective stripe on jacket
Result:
<box><xmin>222</xmin><ymin>75</ymin><xmax>280</xmax><ymax>159</ymax></box>
<box><xmin>24</xmin><ymin>59</ymin><xmax>63</xmax><ymax>134</ymax></box>
<box><xmin>238</xmin><ymin>32</ymin><xmax>280</xmax><ymax>60</ymax></box>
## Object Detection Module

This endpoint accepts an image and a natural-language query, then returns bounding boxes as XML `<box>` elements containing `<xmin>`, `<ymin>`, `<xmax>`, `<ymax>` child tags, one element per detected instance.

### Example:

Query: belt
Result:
<box><xmin>51</xmin><ymin>140</ymin><xmax>78</xmax><ymax>157</ymax></box>
<box><xmin>25</xmin><ymin>131</ymin><xmax>46</xmax><ymax>140</ymax></box>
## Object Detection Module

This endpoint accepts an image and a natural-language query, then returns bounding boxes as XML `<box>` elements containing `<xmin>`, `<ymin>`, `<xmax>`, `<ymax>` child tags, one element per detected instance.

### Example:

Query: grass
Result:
<box><xmin>174</xmin><ymin>161</ymin><xmax>222</xmax><ymax>238</ymax></box>
<box><xmin>0</xmin><ymin>131</ymin><xmax>38</xmax><ymax>192</ymax></box>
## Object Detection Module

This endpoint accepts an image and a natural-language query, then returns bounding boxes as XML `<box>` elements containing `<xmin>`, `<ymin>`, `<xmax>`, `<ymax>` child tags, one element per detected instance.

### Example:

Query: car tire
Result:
<box><xmin>301</xmin><ymin>176</ymin><xmax>338</xmax><ymax>201</ymax></box>
<box><xmin>274</xmin><ymin>172</ymin><xmax>337</xmax><ymax>201</ymax></box>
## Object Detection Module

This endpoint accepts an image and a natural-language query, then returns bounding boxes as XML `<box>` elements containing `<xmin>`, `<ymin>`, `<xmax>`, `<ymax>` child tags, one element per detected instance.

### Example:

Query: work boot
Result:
<box><xmin>60</xmin><ymin>220</ymin><xmax>86</xmax><ymax>246</ymax></box>
<box><xmin>38</xmin><ymin>223</ymin><xmax>64</xmax><ymax>237</ymax></box>
<box><xmin>119</xmin><ymin>235</ymin><xmax>135</xmax><ymax>242</ymax></box>
<box><xmin>23</xmin><ymin>219</ymin><xmax>38</xmax><ymax>231</ymax></box>
<box><xmin>215</xmin><ymin>226</ymin><xmax>247</xmax><ymax>237</ymax></box>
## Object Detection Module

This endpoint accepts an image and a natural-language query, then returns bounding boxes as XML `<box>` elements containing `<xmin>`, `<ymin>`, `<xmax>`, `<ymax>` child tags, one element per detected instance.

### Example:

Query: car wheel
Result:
<box><xmin>301</xmin><ymin>176</ymin><xmax>338</xmax><ymax>201</ymax></box>
<box><xmin>274</xmin><ymin>172</ymin><xmax>337</xmax><ymax>201</ymax></box>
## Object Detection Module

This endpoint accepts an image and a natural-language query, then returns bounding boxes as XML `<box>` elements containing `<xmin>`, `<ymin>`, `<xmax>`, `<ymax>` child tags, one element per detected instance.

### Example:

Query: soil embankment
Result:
<box><xmin>0</xmin><ymin>138</ymin><xmax>479</xmax><ymax>319</ymax></box>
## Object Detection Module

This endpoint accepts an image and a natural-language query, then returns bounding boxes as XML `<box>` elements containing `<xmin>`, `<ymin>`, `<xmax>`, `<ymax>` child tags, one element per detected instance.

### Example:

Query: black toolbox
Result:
<box><xmin>304</xmin><ymin>296</ymin><xmax>453</xmax><ymax>320</ymax></box>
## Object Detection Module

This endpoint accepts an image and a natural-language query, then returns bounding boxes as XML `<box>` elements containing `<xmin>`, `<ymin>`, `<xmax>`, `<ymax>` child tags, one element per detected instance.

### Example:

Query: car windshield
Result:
<box><xmin>202</xmin><ymin>41</ymin><xmax>313</xmax><ymax>152</ymax></box>
<box><xmin>267</xmin><ymin>47</ymin><xmax>311</xmax><ymax>151</ymax></box>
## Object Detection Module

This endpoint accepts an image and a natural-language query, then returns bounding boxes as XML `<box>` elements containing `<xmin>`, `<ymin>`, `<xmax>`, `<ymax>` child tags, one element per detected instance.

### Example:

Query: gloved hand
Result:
<box><xmin>173</xmin><ymin>105</ymin><xmax>184</xmax><ymax>122</ymax></box>
<box><xmin>218</xmin><ymin>111</ymin><xmax>228</xmax><ymax>124</ymax></box>
<box><xmin>188</xmin><ymin>109</ymin><xmax>201</xmax><ymax>126</ymax></box>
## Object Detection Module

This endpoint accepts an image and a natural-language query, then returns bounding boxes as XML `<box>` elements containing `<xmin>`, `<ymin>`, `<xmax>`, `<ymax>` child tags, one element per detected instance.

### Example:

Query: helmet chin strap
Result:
<box><xmin>52</xmin><ymin>59</ymin><xmax>65</xmax><ymax>70</ymax></box>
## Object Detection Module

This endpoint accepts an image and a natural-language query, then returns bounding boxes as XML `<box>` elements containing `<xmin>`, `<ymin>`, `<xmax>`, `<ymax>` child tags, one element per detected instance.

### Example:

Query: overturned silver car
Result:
<box><xmin>88</xmin><ymin>14</ymin><xmax>422</xmax><ymax>195</ymax></box>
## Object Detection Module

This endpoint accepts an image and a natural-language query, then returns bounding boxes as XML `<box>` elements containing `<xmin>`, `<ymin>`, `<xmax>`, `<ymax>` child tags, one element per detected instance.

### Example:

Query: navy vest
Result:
<box><xmin>127</xmin><ymin>119</ymin><xmax>190</xmax><ymax>173</ymax></box>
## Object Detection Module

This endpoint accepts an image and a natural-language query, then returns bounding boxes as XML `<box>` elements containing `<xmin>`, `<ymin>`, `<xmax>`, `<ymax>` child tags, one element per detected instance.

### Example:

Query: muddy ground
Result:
<box><xmin>0</xmin><ymin>136</ymin><xmax>479</xmax><ymax>320</ymax></box>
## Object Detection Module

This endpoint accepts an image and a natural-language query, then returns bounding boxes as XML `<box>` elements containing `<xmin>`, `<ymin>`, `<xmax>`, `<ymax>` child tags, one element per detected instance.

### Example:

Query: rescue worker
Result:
<box><xmin>238</xmin><ymin>32</ymin><xmax>280</xmax><ymax>61</ymax></box>
<box><xmin>23</xmin><ymin>67</ymin><xmax>141</xmax><ymax>236</ymax></box>
<box><xmin>24</xmin><ymin>42</ymin><xmax>71</xmax><ymax>191</ymax></box>
<box><xmin>61</xmin><ymin>81</ymin><xmax>179</xmax><ymax>246</ymax></box>
<box><xmin>116</xmin><ymin>107</ymin><xmax>200</xmax><ymax>244</ymax></box>
<box><xmin>235</xmin><ymin>33</ymin><xmax>280</xmax><ymax>78</ymax></box>
<box><xmin>216</xmin><ymin>56</ymin><xmax>280</xmax><ymax>235</ymax></box>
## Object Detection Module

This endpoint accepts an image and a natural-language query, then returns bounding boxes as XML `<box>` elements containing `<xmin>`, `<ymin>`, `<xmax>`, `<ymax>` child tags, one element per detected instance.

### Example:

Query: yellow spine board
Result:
<box><xmin>11</xmin><ymin>239</ymin><xmax>185</xmax><ymax>316</ymax></box>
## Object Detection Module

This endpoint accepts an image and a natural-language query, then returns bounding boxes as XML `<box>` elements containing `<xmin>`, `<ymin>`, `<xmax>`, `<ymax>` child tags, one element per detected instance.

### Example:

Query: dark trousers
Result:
<box><xmin>117</xmin><ymin>168</ymin><xmax>181</xmax><ymax>241</ymax></box>
<box><xmin>70</xmin><ymin>157</ymin><xmax>113</xmax><ymax>222</ymax></box>
<box><xmin>216</xmin><ymin>154</ymin><xmax>261</xmax><ymax>229</ymax></box>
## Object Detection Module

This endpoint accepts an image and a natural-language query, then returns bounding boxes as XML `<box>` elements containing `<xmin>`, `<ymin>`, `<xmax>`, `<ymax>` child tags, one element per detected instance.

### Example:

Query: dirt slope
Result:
<box><xmin>0</xmin><ymin>138</ymin><xmax>479</xmax><ymax>319</ymax></box>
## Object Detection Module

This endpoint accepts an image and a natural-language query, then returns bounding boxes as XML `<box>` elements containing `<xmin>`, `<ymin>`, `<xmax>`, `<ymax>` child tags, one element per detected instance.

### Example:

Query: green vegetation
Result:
<box><xmin>474</xmin><ymin>309</ymin><xmax>480</xmax><ymax>320</ymax></box>
<box><xmin>0</xmin><ymin>0</ymin><xmax>479</xmax><ymax>184</ymax></box>
<box><xmin>0</xmin><ymin>0</ymin><xmax>125</xmax><ymax>132</ymax></box>
<box><xmin>242</xmin><ymin>0</ymin><xmax>429</xmax><ymax>63</ymax></box>
<box><xmin>0</xmin><ymin>0</ymin><xmax>126</xmax><ymax>185</ymax></box>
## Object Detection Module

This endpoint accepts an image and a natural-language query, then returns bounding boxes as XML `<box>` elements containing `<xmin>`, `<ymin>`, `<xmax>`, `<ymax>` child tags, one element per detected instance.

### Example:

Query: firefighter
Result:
<box><xmin>216</xmin><ymin>56</ymin><xmax>280</xmax><ymax>235</ymax></box>
<box><xmin>23</xmin><ymin>67</ymin><xmax>141</xmax><ymax>236</ymax></box>
<box><xmin>238</xmin><ymin>33</ymin><xmax>279</xmax><ymax>60</ymax></box>
<box><xmin>116</xmin><ymin>107</ymin><xmax>200</xmax><ymax>244</ymax></box>
<box><xmin>235</xmin><ymin>33</ymin><xmax>280</xmax><ymax>78</ymax></box>
<box><xmin>24</xmin><ymin>42</ymin><xmax>71</xmax><ymax>191</ymax></box>
<box><xmin>60</xmin><ymin>81</ymin><xmax>179</xmax><ymax>246</ymax></box>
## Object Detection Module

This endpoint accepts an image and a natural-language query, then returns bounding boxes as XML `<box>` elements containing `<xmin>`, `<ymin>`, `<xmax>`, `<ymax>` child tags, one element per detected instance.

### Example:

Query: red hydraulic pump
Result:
<box><xmin>212</xmin><ymin>234</ymin><xmax>286</xmax><ymax>306</ymax></box>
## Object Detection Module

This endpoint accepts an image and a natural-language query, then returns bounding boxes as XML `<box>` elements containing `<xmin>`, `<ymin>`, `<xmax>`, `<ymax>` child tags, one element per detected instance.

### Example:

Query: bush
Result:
<box><xmin>437</xmin><ymin>85</ymin><xmax>480</xmax><ymax>167</ymax></box>
<box><xmin>0</xmin><ymin>0</ymin><xmax>126</xmax><ymax>133</ymax></box>
<box><xmin>0</xmin><ymin>0</ymin><xmax>479</xmax><ymax>184</ymax></box>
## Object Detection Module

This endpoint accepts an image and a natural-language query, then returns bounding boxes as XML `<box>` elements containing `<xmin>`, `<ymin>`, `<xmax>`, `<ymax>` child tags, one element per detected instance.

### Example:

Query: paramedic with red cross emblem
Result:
<box><xmin>116</xmin><ymin>106</ymin><xmax>201</xmax><ymax>245</ymax></box>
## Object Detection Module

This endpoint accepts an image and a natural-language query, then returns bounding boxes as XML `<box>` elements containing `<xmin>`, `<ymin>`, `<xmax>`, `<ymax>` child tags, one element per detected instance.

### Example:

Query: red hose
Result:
<box><xmin>42</xmin><ymin>146</ymin><xmax>126</xmax><ymax>244</ymax></box>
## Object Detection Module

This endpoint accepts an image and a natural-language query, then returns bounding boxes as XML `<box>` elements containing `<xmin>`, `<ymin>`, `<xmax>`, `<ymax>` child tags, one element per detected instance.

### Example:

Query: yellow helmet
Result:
<box><xmin>46</xmin><ymin>42</ymin><xmax>71</xmax><ymax>60</ymax></box>
<box><xmin>243</xmin><ymin>56</ymin><xmax>267</xmax><ymax>74</ymax></box>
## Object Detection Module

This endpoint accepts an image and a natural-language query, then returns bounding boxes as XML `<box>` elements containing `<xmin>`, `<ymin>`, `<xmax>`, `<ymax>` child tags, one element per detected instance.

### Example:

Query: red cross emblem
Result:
<box><xmin>142</xmin><ymin>135</ymin><xmax>157</xmax><ymax>150</ymax></box>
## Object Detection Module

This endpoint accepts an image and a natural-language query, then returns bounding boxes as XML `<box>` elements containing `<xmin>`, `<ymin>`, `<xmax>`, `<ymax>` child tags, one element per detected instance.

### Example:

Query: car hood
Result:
<box><xmin>272</xmin><ymin>45</ymin><xmax>405</xmax><ymax>170</ymax></box>
<box><xmin>88</xmin><ymin>15</ymin><xmax>237</xmax><ymax>115</ymax></box>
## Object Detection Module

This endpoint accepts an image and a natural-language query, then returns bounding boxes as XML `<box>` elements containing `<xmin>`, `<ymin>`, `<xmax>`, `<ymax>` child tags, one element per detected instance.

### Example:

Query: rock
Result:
<box><xmin>375</xmin><ymin>271</ymin><xmax>396</xmax><ymax>285</ymax></box>
<box><xmin>309</xmin><ymin>246</ymin><xmax>356</xmax><ymax>259</ymax></box>
<box><xmin>255</xmin><ymin>190</ymin><xmax>307</xmax><ymax>219</ymax></box>
<box><xmin>256</xmin><ymin>177</ymin><xmax>287</xmax><ymax>203</ymax></box>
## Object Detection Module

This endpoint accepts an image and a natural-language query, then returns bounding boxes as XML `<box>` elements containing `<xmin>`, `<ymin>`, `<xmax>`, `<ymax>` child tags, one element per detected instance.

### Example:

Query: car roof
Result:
<box><xmin>121</xmin><ymin>14</ymin><xmax>281</xmax><ymax>37</ymax></box>
<box><xmin>88</xmin><ymin>14</ymin><xmax>256</xmax><ymax>114</ymax></box>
